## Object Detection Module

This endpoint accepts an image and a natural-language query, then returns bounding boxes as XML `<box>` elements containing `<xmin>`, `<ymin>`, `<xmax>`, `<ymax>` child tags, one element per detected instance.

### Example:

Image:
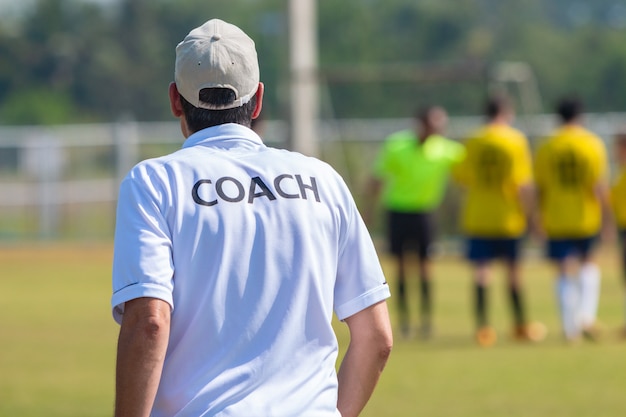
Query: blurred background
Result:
<box><xmin>3</xmin><ymin>2</ymin><xmax>626</xmax><ymax>417</ymax></box>
<box><xmin>1</xmin><ymin>0</ymin><xmax>626</xmax><ymax>242</ymax></box>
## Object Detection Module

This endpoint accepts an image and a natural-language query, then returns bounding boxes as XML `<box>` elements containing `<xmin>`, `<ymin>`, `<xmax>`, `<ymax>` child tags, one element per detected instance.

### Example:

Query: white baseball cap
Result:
<box><xmin>175</xmin><ymin>19</ymin><xmax>260</xmax><ymax>110</ymax></box>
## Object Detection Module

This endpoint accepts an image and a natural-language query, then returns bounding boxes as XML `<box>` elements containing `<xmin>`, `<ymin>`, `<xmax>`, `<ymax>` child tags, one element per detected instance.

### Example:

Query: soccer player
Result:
<box><xmin>534</xmin><ymin>97</ymin><xmax>612</xmax><ymax>343</ymax></box>
<box><xmin>111</xmin><ymin>19</ymin><xmax>392</xmax><ymax>417</ymax></box>
<box><xmin>367</xmin><ymin>105</ymin><xmax>465</xmax><ymax>338</ymax></box>
<box><xmin>453</xmin><ymin>94</ymin><xmax>541</xmax><ymax>347</ymax></box>
<box><xmin>610</xmin><ymin>132</ymin><xmax>626</xmax><ymax>336</ymax></box>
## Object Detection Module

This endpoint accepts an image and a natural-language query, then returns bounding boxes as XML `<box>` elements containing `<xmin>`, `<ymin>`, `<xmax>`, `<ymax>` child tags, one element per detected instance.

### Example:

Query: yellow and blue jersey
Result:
<box><xmin>453</xmin><ymin>123</ymin><xmax>533</xmax><ymax>238</ymax></box>
<box><xmin>534</xmin><ymin>125</ymin><xmax>608</xmax><ymax>238</ymax></box>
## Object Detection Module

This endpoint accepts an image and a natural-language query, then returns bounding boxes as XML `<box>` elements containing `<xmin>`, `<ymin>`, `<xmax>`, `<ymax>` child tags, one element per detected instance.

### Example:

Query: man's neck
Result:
<box><xmin>489</xmin><ymin>114</ymin><xmax>511</xmax><ymax>126</ymax></box>
<box><xmin>562</xmin><ymin>119</ymin><xmax>582</xmax><ymax>128</ymax></box>
<box><xmin>418</xmin><ymin>129</ymin><xmax>435</xmax><ymax>143</ymax></box>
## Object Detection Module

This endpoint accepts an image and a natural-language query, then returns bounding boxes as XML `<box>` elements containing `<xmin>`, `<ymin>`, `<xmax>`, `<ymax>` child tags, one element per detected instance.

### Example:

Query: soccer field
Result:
<box><xmin>0</xmin><ymin>243</ymin><xmax>624</xmax><ymax>417</ymax></box>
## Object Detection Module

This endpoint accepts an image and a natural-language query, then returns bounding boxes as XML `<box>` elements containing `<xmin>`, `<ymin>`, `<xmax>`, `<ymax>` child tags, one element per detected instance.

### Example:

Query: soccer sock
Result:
<box><xmin>578</xmin><ymin>263</ymin><xmax>600</xmax><ymax>328</ymax></box>
<box><xmin>419</xmin><ymin>278</ymin><xmax>431</xmax><ymax>324</ymax></box>
<box><xmin>397</xmin><ymin>279</ymin><xmax>408</xmax><ymax>318</ymax></box>
<box><xmin>508</xmin><ymin>284</ymin><xmax>526</xmax><ymax>327</ymax></box>
<box><xmin>556</xmin><ymin>276</ymin><xmax>580</xmax><ymax>339</ymax></box>
<box><xmin>475</xmin><ymin>283</ymin><xmax>488</xmax><ymax>328</ymax></box>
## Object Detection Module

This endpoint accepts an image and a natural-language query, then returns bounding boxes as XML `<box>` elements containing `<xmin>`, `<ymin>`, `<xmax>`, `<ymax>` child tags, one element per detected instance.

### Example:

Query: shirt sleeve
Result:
<box><xmin>333</xmin><ymin>184</ymin><xmax>390</xmax><ymax>320</ymax></box>
<box><xmin>452</xmin><ymin>138</ymin><xmax>472</xmax><ymax>186</ymax></box>
<box><xmin>111</xmin><ymin>166</ymin><xmax>175</xmax><ymax>324</ymax></box>
<box><xmin>451</xmin><ymin>140</ymin><xmax>466</xmax><ymax>164</ymax></box>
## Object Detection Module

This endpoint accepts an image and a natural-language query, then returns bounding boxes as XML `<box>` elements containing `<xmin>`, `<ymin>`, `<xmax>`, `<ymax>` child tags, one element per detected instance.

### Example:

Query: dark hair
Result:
<box><xmin>180</xmin><ymin>88</ymin><xmax>257</xmax><ymax>132</ymax></box>
<box><xmin>484</xmin><ymin>94</ymin><xmax>511</xmax><ymax>120</ymax></box>
<box><xmin>415</xmin><ymin>105</ymin><xmax>446</xmax><ymax>130</ymax></box>
<box><xmin>556</xmin><ymin>96</ymin><xmax>583</xmax><ymax>123</ymax></box>
<box><xmin>415</xmin><ymin>106</ymin><xmax>434</xmax><ymax>124</ymax></box>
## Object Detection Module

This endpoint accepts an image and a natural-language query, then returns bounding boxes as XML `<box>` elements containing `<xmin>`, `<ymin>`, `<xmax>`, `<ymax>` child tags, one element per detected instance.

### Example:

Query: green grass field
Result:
<box><xmin>1</xmin><ymin>243</ymin><xmax>625</xmax><ymax>417</ymax></box>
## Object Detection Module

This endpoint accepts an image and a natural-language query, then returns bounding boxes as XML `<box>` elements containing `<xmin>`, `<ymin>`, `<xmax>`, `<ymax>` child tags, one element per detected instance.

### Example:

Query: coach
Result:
<box><xmin>111</xmin><ymin>18</ymin><xmax>392</xmax><ymax>417</ymax></box>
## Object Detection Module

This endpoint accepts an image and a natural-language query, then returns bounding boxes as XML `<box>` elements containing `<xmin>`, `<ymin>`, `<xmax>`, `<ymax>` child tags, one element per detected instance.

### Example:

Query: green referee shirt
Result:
<box><xmin>374</xmin><ymin>129</ymin><xmax>465</xmax><ymax>212</ymax></box>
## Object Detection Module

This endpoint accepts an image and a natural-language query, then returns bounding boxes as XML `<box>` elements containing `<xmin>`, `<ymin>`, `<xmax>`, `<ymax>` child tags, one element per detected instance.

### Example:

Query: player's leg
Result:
<box><xmin>389</xmin><ymin>211</ymin><xmax>410</xmax><ymax>336</ymax></box>
<box><xmin>504</xmin><ymin>241</ymin><xmax>546</xmax><ymax>341</ymax></box>
<box><xmin>502</xmin><ymin>239</ymin><xmax>525</xmax><ymax>327</ymax></box>
<box><xmin>473</xmin><ymin>261</ymin><xmax>497</xmax><ymax>346</ymax></box>
<box><xmin>505</xmin><ymin>257</ymin><xmax>527</xmax><ymax>331</ymax></box>
<box><xmin>578</xmin><ymin>237</ymin><xmax>601</xmax><ymax>340</ymax></box>
<box><xmin>474</xmin><ymin>262</ymin><xmax>489</xmax><ymax>327</ymax></box>
<box><xmin>417</xmin><ymin>259</ymin><xmax>432</xmax><ymax>338</ymax></box>
<box><xmin>550</xmin><ymin>239</ymin><xmax>581</xmax><ymax>342</ymax></box>
<box><xmin>396</xmin><ymin>252</ymin><xmax>410</xmax><ymax>336</ymax></box>
<box><xmin>468</xmin><ymin>238</ymin><xmax>496</xmax><ymax>346</ymax></box>
<box><xmin>416</xmin><ymin>212</ymin><xmax>435</xmax><ymax>338</ymax></box>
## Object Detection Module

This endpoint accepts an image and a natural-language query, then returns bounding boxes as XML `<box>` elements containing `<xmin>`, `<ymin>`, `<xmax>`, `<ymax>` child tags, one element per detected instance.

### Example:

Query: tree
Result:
<box><xmin>2</xmin><ymin>0</ymin><xmax>626</xmax><ymax>125</ymax></box>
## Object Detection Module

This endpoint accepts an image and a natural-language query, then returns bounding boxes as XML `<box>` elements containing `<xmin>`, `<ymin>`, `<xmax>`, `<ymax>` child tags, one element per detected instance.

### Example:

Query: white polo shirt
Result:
<box><xmin>111</xmin><ymin>123</ymin><xmax>390</xmax><ymax>417</ymax></box>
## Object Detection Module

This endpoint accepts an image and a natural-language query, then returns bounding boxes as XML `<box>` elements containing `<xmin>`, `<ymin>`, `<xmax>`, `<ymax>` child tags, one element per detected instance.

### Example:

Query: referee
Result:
<box><xmin>367</xmin><ymin>106</ymin><xmax>465</xmax><ymax>338</ymax></box>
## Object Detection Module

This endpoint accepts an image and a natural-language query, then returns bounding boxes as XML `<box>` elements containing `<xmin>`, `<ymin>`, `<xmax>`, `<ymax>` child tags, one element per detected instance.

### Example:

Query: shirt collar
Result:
<box><xmin>182</xmin><ymin>123</ymin><xmax>264</xmax><ymax>150</ymax></box>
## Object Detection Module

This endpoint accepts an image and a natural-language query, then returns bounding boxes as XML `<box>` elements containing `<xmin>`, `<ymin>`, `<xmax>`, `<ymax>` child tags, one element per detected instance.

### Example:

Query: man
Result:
<box><xmin>368</xmin><ymin>106</ymin><xmax>464</xmax><ymax>338</ymax></box>
<box><xmin>453</xmin><ymin>95</ymin><xmax>543</xmax><ymax>347</ymax></box>
<box><xmin>535</xmin><ymin>97</ymin><xmax>611</xmax><ymax>342</ymax></box>
<box><xmin>111</xmin><ymin>19</ymin><xmax>392</xmax><ymax>417</ymax></box>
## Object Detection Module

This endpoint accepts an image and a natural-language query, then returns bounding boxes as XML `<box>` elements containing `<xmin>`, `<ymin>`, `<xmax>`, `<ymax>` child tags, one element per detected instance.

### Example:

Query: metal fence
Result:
<box><xmin>1</xmin><ymin>113</ymin><xmax>625</xmax><ymax>241</ymax></box>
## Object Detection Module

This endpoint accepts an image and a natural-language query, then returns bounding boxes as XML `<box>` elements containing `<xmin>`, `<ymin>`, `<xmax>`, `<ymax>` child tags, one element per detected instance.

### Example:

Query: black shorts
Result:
<box><xmin>466</xmin><ymin>237</ymin><xmax>521</xmax><ymax>263</ymax></box>
<box><xmin>387</xmin><ymin>210</ymin><xmax>434</xmax><ymax>260</ymax></box>
<box><xmin>547</xmin><ymin>236</ymin><xmax>596</xmax><ymax>260</ymax></box>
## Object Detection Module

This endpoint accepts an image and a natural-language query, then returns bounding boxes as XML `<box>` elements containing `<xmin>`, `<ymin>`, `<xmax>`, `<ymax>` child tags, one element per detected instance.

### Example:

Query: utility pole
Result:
<box><xmin>288</xmin><ymin>0</ymin><xmax>319</xmax><ymax>157</ymax></box>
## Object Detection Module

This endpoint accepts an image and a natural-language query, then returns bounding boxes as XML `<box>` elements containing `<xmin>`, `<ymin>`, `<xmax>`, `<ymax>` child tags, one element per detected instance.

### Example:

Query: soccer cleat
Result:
<box><xmin>475</xmin><ymin>326</ymin><xmax>497</xmax><ymax>347</ymax></box>
<box><xmin>400</xmin><ymin>323</ymin><xmax>411</xmax><ymax>339</ymax></box>
<box><xmin>581</xmin><ymin>325</ymin><xmax>601</xmax><ymax>342</ymax></box>
<box><xmin>513</xmin><ymin>321</ymin><xmax>548</xmax><ymax>342</ymax></box>
<box><xmin>418</xmin><ymin>321</ymin><xmax>433</xmax><ymax>340</ymax></box>
<box><xmin>563</xmin><ymin>334</ymin><xmax>582</xmax><ymax>346</ymax></box>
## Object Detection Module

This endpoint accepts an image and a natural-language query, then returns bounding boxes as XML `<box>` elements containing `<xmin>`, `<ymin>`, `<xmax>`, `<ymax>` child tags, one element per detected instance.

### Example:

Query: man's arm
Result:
<box><xmin>519</xmin><ymin>183</ymin><xmax>543</xmax><ymax>239</ymax></box>
<box><xmin>337</xmin><ymin>300</ymin><xmax>393</xmax><ymax>417</ymax></box>
<box><xmin>595</xmin><ymin>180</ymin><xmax>616</xmax><ymax>243</ymax></box>
<box><xmin>115</xmin><ymin>297</ymin><xmax>171</xmax><ymax>417</ymax></box>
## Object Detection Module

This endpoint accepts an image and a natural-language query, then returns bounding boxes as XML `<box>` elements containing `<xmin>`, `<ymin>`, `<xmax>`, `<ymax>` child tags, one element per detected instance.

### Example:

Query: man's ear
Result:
<box><xmin>252</xmin><ymin>82</ymin><xmax>264</xmax><ymax>120</ymax></box>
<box><xmin>169</xmin><ymin>82</ymin><xmax>184</xmax><ymax>117</ymax></box>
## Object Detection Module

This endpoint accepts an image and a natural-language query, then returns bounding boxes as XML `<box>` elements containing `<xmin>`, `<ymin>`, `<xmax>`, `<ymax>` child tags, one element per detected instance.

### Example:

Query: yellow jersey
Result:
<box><xmin>534</xmin><ymin>125</ymin><xmax>608</xmax><ymax>238</ymax></box>
<box><xmin>453</xmin><ymin>123</ymin><xmax>533</xmax><ymax>237</ymax></box>
<box><xmin>611</xmin><ymin>169</ymin><xmax>626</xmax><ymax>229</ymax></box>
